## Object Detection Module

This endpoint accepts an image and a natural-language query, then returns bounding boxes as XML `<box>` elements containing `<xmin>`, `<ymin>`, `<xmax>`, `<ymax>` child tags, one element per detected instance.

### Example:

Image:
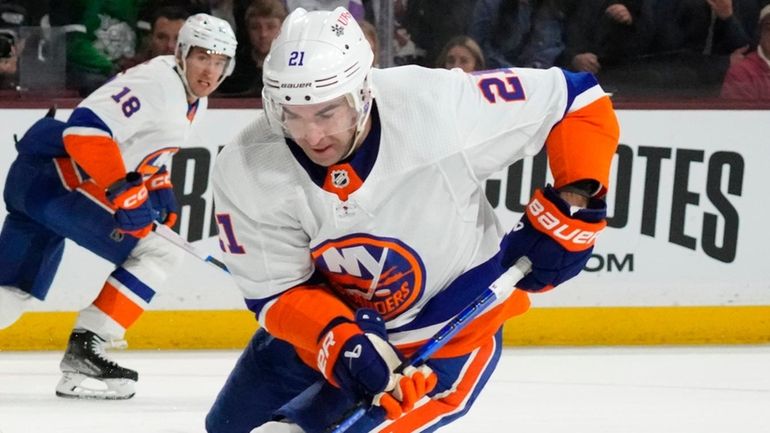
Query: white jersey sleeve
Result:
<box><xmin>212</xmin><ymin>117</ymin><xmax>317</xmax><ymax>307</ymax></box>
<box><xmin>64</xmin><ymin>56</ymin><xmax>204</xmax><ymax>180</ymax></box>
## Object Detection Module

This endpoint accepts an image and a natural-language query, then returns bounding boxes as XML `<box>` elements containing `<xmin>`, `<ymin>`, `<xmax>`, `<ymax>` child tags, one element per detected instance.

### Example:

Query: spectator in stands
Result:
<box><xmin>655</xmin><ymin>0</ymin><xmax>758</xmax><ymax>56</ymax></box>
<box><xmin>0</xmin><ymin>2</ymin><xmax>25</xmax><ymax>90</ymax></box>
<box><xmin>123</xmin><ymin>6</ymin><xmax>190</xmax><ymax>70</ymax></box>
<box><xmin>721</xmin><ymin>4</ymin><xmax>770</xmax><ymax>99</ymax></box>
<box><xmin>51</xmin><ymin>1</ymin><xmax>140</xmax><ymax>96</ymax></box>
<box><xmin>403</xmin><ymin>0</ymin><xmax>478</xmax><ymax>66</ymax></box>
<box><xmin>470</xmin><ymin>0</ymin><xmax>567</xmax><ymax>69</ymax></box>
<box><xmin>217</xmin><ymin>0</ymin><xmax>287</xmax><ymax>96</ymax></box>
<box><xmin>393</xmin><ymin>23</ymin><xmax>425</xmax><ymax>66</ymax></box>
<box><xmin>285</xmin><ymin>0</ymin><xmax>365</xmax><ymax>19</ymax></box>
<box><xmin>435</xmin><ymin>35</ymin><xmax>485</xmax><ymax>72</ymax></box>
<box><xmin>146</xmin><ymin>6</ymin><xmax>189</xmax><ymax>58</ymax></box>
<box><xmin>564</xmin><ymin>0</ymin><xmax>655</xmax><ymax>75</ymax></box>
<box><xmin>640</xmin><ymin>0</ymin><xmax>760</xmax><ymax>96</ymax></box>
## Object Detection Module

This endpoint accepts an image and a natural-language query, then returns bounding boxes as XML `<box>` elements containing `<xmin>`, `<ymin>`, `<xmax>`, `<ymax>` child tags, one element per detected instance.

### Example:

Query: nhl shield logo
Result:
<box><xmin>331</xmin><ymin>169</ymin><xmax>350</xmax><ymax>188</ymax></box>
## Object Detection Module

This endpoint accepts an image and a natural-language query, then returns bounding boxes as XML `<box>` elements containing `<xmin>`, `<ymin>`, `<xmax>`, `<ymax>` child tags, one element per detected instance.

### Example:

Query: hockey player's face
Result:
<box><xmin>185</xmin><ymin>47</ymin><xmax>229</xmax><ymax>98</ymax></box>
<box><xmin>282</xmin><ymin>96</ymin><xmax>358</xmax><ymax>166</ymax></box>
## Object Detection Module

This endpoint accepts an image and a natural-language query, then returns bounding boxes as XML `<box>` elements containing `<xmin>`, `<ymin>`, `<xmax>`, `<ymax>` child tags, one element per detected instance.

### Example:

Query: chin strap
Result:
<box><xmin>173</xmin><ymin>64</ymin><xmax>198</xmax><ymax>101</ymax></box>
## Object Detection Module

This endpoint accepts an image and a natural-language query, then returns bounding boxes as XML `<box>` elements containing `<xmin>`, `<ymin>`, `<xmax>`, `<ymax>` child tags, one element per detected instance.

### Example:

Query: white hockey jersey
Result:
<box><xmin>213</xmin><ymin>65</ymin><xmax>616</xmax><ymax>356</ymax></box>
<box><xmin>62</xmin><ymin>55</ymin><xmax>206</xmax><ymax>189</ymax></box>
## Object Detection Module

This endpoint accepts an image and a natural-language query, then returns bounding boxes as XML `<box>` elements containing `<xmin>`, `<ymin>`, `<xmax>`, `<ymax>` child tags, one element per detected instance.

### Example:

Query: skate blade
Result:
<box><xmin>55</xmin><ymin>372</ymin><xmax>136</xmax><ymax>400</ymax></box>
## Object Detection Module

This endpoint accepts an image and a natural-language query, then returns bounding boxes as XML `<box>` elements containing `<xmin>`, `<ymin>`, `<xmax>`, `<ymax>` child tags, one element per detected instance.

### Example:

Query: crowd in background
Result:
<box><xmin>1</xmin><ymin>0</ymin><xmax>769</xmax><ymax>100</ymax></box>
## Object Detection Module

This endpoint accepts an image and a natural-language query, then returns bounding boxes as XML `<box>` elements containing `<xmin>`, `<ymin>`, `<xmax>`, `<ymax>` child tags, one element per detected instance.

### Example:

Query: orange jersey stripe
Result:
<box><xmin>136</xmin><ymin>147</ymin><xmax>180</xmax><ymax>176</ymax></box>
<box><xmin>380</xmin><ymin>334</ymin><xmax>497</xmax><ymax>433</ymax></box>
<box><xmin>63</xmin><ymin>134</ymin><xmax>127</xmax><ymax>188</ymax></box>
<box><xmin>92</xmin><ymin>283</ymin><xmax>144</xmax><ymax>329</ymax></box>
<box><xmin>398</xmin><ymin>289</ymin><xmax>530</xmax><ymax>359</ymax></box>
<box><xmin>263</xmin><ymin>284</ymin><xmax>355</xmax><ymax>367</ymax></box>
<box><xmin>546</xmin><ymin>96</ymin><xmax>619</xmax><ymax>196</ymax></box>
<box><xmin>77</xmin><ymin>180</ymin><xmax>114</xmax><ymax>210</ymax></box>
<box><xmin>272</xmin><ymin>289</ymin><xmax>527</xmax><ymax>371</ymax></box>
<box><xmin>54</xmin><ymin>157</ymin><xmax>114</xmax><ymax>210</ymax></box>
<box><xmin>53</xmin><ymin>157</ymin><xmax>83</xmax><ymax>191</ymax></box>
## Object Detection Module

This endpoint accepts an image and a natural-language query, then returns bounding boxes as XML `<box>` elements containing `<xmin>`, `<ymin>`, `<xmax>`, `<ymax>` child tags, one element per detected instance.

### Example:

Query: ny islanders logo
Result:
<box><xmin>311</xmin><ymin>234</ymin><xmax>425</xmax><ymax>319</ymax></box>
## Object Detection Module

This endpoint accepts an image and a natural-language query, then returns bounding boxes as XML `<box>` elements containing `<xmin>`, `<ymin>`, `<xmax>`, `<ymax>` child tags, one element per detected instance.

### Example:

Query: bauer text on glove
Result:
<box><xmin>500</xmin><ymin>185</ymin><xmax>607</xmax><ymax>292</ymax></box>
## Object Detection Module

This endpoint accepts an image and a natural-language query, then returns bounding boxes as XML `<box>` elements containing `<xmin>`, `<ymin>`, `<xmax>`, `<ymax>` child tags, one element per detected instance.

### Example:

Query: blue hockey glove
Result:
<box><xmin>500</xmin><ymin>185</ymin><xmax>607</xmax><ymax>292</ymax></box>
<box><xmin>146</xmin><ymin>168</ymin><xmax>178</xmax><ymax>228</ymax></box>
<box><xmin>316</xmin><ymin>309</ymin><xmax>437</xmax><ymax>420</ymax></box>
<box><xmin>105</xmin><ymin>172</ymin><xmax>155</xmax><ymax>239</ymax></box>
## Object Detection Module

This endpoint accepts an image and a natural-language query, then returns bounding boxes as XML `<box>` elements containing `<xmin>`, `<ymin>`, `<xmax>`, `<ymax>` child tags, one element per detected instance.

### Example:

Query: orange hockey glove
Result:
<box><xmin>105</xmin><ymin>172</ymin><xmax>155</xmax><ymax>239</ymax></box>
<box><xmin>317</xmin><ymin>309</ymin><xmax>438</xmax><ymax>420</ymax></box>
<box><xmin>145</xmin><ymin>168</ymin><xmax>178</xmax><ymax>228</ymax></box>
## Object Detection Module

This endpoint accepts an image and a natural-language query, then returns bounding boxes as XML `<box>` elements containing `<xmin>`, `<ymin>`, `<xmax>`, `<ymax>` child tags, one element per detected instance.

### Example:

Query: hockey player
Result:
<box><xmin>0</xmin><ymin>14</ymin><xmax>236</xmax><ymax>400</ymax></box>
<box><xmin>206</xmin><ymin>7</ymin><xmax>618</xmax><ymax>433</ymax></box>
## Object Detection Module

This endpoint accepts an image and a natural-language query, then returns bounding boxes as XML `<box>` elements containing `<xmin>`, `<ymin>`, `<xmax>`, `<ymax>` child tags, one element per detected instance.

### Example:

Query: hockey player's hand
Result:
<box><xmin>106</xmin><ymin>172</ymin><xmax>155</xmax><ymax>239</ymax></box>
<box><xmin>501</xmin><ymin>185</ymin><xmax>607</xmax><ymax>292</ymax></box>
<box><xmin>146</xmin><ymin>168</ymin><xmax>178</xmax><ymax>228</ymax></box>
<box><xmin>317</xmin><ymin>309</ymin><xmax>437</xmax><ymax>420</ymax></box>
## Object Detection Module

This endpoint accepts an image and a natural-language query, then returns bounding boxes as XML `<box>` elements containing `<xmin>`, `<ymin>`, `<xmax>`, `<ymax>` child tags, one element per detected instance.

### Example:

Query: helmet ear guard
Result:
<box><xmin>261</xmin><ymin>7</ymin><xmax>375</xmax><ymax>141</ymax></box>
<box><xmin>175</xmin><ymin>13</ymin><xmax>238</xmax><ymax>95</ymax></box>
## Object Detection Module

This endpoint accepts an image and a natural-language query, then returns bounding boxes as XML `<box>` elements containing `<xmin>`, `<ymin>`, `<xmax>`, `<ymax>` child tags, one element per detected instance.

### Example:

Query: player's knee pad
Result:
<box><xmin>122</xmin><ymin>232</ymin><xmax>185</xmax><ymax>288</ymax></box>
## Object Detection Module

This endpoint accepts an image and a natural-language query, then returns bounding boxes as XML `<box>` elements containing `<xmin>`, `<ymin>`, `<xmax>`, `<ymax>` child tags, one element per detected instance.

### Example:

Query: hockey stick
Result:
<box><xmin>152</xmin><ymin>223</ymin><xmax>230</xmax><ymax>274</ymax></box>
<box><xmin>325</xmin><ymin>256</ymin><xmax>532</xmax><ymax>433</ymax></box>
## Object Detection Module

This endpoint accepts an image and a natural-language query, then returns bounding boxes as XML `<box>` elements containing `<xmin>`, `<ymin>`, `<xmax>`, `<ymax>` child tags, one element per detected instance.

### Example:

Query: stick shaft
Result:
<box><xmin>327</xmin><ymin>257</ymin><xmax>531</xmax><ymax>433</ymax></box>
<box><xmin>152</xmin><ymin>224</ymin><xmax>230</xmax><ymax>274</ymax></box>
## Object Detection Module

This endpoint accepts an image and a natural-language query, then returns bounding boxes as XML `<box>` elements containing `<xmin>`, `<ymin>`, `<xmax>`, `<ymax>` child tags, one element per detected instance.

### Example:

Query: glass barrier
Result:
<box><xmin>0</xmin><ymin>25</ymin><xmax>67</xmax><ymax>95</ymax></box>
<box><xmin>19</xmin><ymin>26</ymin><xmax>67</xmax><ymax>91</ymax></box>
<box><xmin>0</xmin><ymin>4</ymin><xmax>767</xmax><ymax>105</ymax></box>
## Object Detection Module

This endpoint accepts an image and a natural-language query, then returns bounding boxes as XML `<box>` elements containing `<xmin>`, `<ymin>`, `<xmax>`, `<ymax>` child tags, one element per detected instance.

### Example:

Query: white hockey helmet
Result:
<box><xmin>176</xmin><ymin>13</ymin><xmax>237</xmax><ymax>88</ymax></box>
<box><xmin>262</xmin><ymin>7</ymin><xmax>374</xmax><ymax>143</ymax></box>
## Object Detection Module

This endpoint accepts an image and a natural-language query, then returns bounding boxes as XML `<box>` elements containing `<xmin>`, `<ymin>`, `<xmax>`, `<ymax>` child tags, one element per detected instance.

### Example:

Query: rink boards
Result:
<box><xmin>0</xmin><ymin>107</ymin><xmax>768</xmax><ymax>349</ymax></box>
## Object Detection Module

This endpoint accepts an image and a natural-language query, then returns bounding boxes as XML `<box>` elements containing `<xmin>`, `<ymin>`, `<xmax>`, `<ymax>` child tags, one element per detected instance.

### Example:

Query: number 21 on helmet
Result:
<box><xmin>262</xmin><ymin>7</ymin><xmax>375</xmax><ymax>143</ymax></box>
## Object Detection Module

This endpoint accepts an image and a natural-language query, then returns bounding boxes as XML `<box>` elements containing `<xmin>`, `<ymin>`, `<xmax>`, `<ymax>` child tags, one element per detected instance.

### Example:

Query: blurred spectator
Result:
<box><xmin>655</xmin><ymin>0</ymin><xmax>758</xmax><ymax>56</ymax></box>
<box><xmin>217</xmin><ymin>0</ymin><xmax>287</xmax><ymax>96</ymax></box>
<box><xmin>435</xmin><ymin>35</ymin><xmax>485</xmax><ymax>72</ymax></box>
<box><xmin>565</xmin><ymin>0</ymin><xmax>655</xmax><ymax>75</ymax></box>
<box><xmin>574</xmin><ymin>0</ymin><xmax>761</xmax><ymax>98</ymax></box>
<box><xmin>138</xmin><ymin>0</ymin><xmax>209</xmax><ymax>27</ymax></box>
<box><xmin>147</xmin><ymin>7</ymin><xmax>188</xmax><ymax>57</ymax></box>
<box><xmin>470</xmin><ymin>0</ymin><xmax>567</xmax><ymax>69</ymax></box>
<box><xmin>358</xmin><ymin>18</ymin><xmax>379</xmax><ymax>66</ymax></box>
<box><xmin>0</xmin><ymin>1</ymin><xmax>25</xmax><ymax>90</ymax></box>
<box><xmin>393</xmin><ymin>23</ymin><xmax>425</xmax><ymax>65</ymax></box>
<box><xmin>123</xmin><ymin>6</ymin><xmax>189</xmax><ymax>70</ymax></box>
<box><xmin>51</xmin><ymin>1</ymin><xmax>140</xmax><ymax>96</ymax></box>
<box><xmin>721</xmin><ymin>4</ymin><xmax>770</xmax><ymax>99</ymax></box>
<box><xmin>285</xmin><ymin>0</ymin><xmax>366</xmax><ymax>19</ymax></box>
<box><xmin>403</xmin><ymin>0</ymin><xmax>478</xmax><ymax>66</ymax></box>
<box><xmin>640</xmin><ymin>0</ymin><xmax>759</xmax><ymax>96</ymax></box>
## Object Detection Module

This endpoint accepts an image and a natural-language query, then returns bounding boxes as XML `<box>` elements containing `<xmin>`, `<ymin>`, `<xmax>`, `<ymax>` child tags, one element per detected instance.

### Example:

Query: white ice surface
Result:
<box><xmin>1</xmin><ymin>346</ymin><xmax>769</xmax><ymax>433</ymax></box>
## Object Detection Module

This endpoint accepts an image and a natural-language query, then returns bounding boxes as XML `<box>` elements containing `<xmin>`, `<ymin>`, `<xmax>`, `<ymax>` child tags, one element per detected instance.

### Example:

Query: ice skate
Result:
<box><xmin>56</xmin><ymin>329</ymin><xmax>137</xmax><ymax>400</ymax></box>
